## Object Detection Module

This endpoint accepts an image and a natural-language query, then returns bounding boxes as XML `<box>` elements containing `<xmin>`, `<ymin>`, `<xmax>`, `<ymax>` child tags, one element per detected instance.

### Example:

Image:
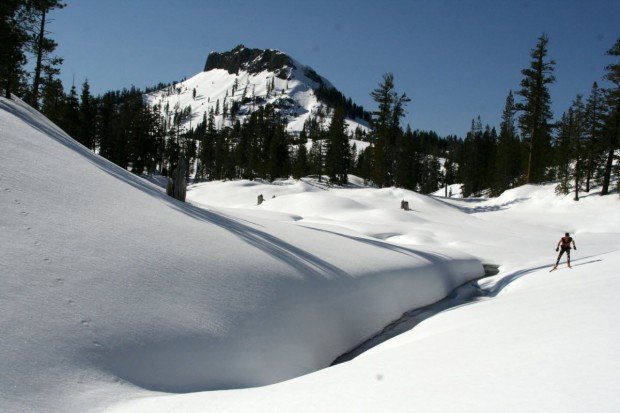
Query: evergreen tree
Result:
<box><xmin>570</xmin><ymin>95</ymin><xmax>586</xmax><ymax>201</ymax></box>
<box><xmin>200</xmin><ymin>108</ymin><xmax>217</xmax><ymax>180</ymax></box>
<box><xmin>325</xmin><ymin>106</ymin><xmax>350</xmax><ymax>184</ymax></box>
<box><xmin>60</xmin><ymin>83</ymin><xmax>80</xmax><ymax>140</ymax></box>
<box><xmin>460</xmin><ymin>117</ymin><xmax>483</xmax><ymax>197</ymax></box>
<box><xmin>354</xmin><ymin>146</ymin><xmax>373</xmax><ymax>184</ymax></box>
<box><xmin>308</xmin><ymin>137</ymin><xmax>324</xmax><ymax>180</ymax></box>
<box><xmin>481</xmin><ymin>125</ymin><xmax>498</xmax><ymax>191</ymax></box>
<box><xmin>516</xmin><ymin>34</ymin><xmax>555</xmax><ymax>184</ymax></box>
<box><xmin>27</xmin><ymin>0</ymin><xmax>65</xmax><ymax>109</ymax></box>
<box><xmin>583</xmin><ymin>82</ymin><xmax>605</xmax><ymax>192</ymax></box>
<box><xmin>494</xmin><ymin>91</ymin><xmax>522</xmax><ymax>195</ymax></box>
<box><xmin>554</xmin><ymin>111</ymin><xmax>573</xmax><ymax>195</ymax></box>
<box><xmin>370</xmin><ymin>73</ymin><xmax>409</xmax><ymax>187</ymax></box>
<box><xmin>419</xmin><ymin>152</ymin><xmax>442</xmax><ymax>194</ymax></box>
<box><xmin>40</xmin><ymin>71</ymin><xmax>63</xmax><ymax>123</ymax></box>
<box><xmin>78</xmin><ymin>79</ymin><xmax>95</xmax><ymax>150</ymax></box>
<box><xmin>305</xmin><ymin>113</ymin><xmax>326</xmax><ymax>181</ymax></box>
<box><xmin>293</xmin><ymin>142</ymin><xmax>309</xmax><ymax>180</ymax></box>
<box><xmin>443</xmin><ymin>156</ymin><xmax>456</xmax><ymax>196</ymax></box>
<box><xmin>1</xmin><ymin>1</ymin><xmax>30</xmax><ymax>98</ymax></box>
<box><xmin>601</xmin><ymin>37</ymin><xmax>620</xmax><ymax>195</ymax></box>
<box><xmin>266</xmin><ymin>109</ymin><xmax>289</xmax><ymax>181</ymax></box>
<box><xmin>292</xmin><ymin>129</ymin><xmax>309</xmax><ymax>179</ymax></box>
<box><xmin>393</xmin><ymin>125</ymin><xmax>417</xmax><ymax>190</ymax></box>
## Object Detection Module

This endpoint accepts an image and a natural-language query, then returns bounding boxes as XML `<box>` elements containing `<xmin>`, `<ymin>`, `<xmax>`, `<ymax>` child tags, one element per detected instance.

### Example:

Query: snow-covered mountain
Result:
<box><xmin>146</xmin><ymin>45</ymin><xmax>371</xmax><ymax>134</ymax></box>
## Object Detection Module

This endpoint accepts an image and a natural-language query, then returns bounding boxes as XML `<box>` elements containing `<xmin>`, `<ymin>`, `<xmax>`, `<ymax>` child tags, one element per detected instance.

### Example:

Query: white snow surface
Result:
<box><xmin>2</xmin><ymin>97</ymin><xmax>620</xmax><ymax>412</ymax></box>
<box><xmin>1</xmin><ymin>97</ymin><xmax>480</xmax><ymax>412</ymax></box>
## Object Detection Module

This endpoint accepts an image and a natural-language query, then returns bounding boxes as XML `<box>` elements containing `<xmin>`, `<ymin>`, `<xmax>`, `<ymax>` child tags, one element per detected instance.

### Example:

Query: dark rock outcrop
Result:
<box><xmin>204</xmin><ymin>44</ymin><xmax>296</xmax><ymax>76</ymax></box>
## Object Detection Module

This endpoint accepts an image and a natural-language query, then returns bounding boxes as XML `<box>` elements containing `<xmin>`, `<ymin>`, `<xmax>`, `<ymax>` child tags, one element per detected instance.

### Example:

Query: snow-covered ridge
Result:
<box><xmin>146</xmin><ymin>45</ymin><xmax>370</xmax><ymax>134</ymax></box>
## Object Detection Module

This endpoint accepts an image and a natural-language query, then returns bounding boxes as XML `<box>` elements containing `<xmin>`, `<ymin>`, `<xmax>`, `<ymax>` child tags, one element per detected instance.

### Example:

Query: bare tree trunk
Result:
<box><xmin>601</xmin><ymin>114</ymin><xmax>618</xmax><ymax>195</ymax></box>
<box><xmin>525</xmin><ymin>140</ymin><xmax>533</xmax><ymax>184</ymax></box>
<box><xmin>585</xmin><ymin>153</ymin><xmax>592</xmax><ymax>192</ymax></box>
<box><xmin>600</xmin><ymin>148</ymin><xmax>614</xmax><ymax>195</ymax></box>
<box><xmin>574</xmin><ymin>158</ymin><xmax>580</xmax><ymax>201</ymax></box>
<box><xmin>166</xmin><ymin>155</ymin><xmax>187</xmax><ymax>202</ymax></box>
<box><xmin>31</xmin><ymin>8</ymin><xmax>47</xmax><ymax>110</ymax></box>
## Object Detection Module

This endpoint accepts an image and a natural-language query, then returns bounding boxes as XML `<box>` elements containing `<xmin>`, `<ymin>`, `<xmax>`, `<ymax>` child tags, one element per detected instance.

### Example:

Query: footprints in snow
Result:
<box><xmin>9</xmin><ymin>191</ymin><xmax>102</xmax><ymax>349</ymax></box>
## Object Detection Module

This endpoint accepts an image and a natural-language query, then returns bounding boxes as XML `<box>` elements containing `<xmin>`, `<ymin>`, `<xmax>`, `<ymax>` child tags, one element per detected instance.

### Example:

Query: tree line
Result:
<box><xmin>2</xmin><ymin>3</ymin><xmax>618</xmax><ymax>198</ymax></box>
<box><xmin>354</xmin><ymin>34</ymin><xmax>619</xmax><ymax>198</ymax></box>
<box><xmin>456</xmin><ymin>34</ymin><xmax>620</xmax><ymax>199</ymax></box>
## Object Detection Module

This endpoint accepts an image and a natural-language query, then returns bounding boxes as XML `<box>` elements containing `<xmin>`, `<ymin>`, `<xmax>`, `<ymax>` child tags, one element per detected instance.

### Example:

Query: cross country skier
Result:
<box><xmin>553</xmin><ymin>232</ymin><xmax>576</xmax><ymax>270</ymax></box>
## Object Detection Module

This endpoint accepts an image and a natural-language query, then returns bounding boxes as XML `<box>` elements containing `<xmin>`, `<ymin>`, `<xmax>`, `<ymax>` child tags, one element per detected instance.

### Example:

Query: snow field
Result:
<box><xmin>109</xmin><ymin>253</ymin><xmax>620</xmax><ymax>413</ymax></box>
<box><xmin>0</xmin><ymin>97</ymin><xmax>482</xmax><ymax>412</ymax></box>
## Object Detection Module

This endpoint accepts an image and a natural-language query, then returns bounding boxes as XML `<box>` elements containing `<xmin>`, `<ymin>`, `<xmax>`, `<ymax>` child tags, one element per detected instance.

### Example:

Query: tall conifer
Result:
<box><xmin>516</xmin><ymin>34</ymin><xmax>555</xmax><ymax>184</ymax></box>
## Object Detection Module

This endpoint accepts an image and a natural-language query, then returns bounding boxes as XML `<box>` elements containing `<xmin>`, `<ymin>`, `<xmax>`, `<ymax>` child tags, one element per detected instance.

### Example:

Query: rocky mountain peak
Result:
<box><xmin>204</xmin><ymin>45</ymin><xmax>296</xmax><ymax>77</ymax></box>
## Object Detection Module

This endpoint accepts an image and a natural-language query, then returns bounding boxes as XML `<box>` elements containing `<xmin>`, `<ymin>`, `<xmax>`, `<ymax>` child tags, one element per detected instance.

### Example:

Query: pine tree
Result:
<box><xmin>554</xmin><ymin>111</ymin><xmax>573</xmax><ymax>195</ymax></box>
<box><xmin>393</xmin><ymin>125</ymin><xmax>416</xmax><ymax>189</ymax></box>
<box><xmin>60</xmin><ymin>83</ymin><xmax>81</xmax><ymax>140</ymax></box>
<box><xmin>370</xmin><ymin>73</ymin><xmax>409</xmax><ymax>187</ymax></box>
<box><xmin>40</xmin><ymin>71</ymin><xmax>63</xmax><ymax>123</ymax></box>
<box><xmin>308</xmin><ymin>137</ymin><xmax>324</xmax><ymax>181</ymax></box>
<box><xmin>460</xmin><ymin>117</ymin><xmax>483</xmax><ymax>197</ymax></box>
<box><xmin>494</xmin><ymin>91</ymin><xmax>522</xmax><ymax>195</ymax></box>
<box><xmin>79</xmin><ymin>79</ymin><xmax>95</xmax><ymax>150</ymax></box>
<box><xmin>583</xmin><ymin>82</ymin><xmax>605</xmax><ymax>192</ymax></box>
<box><xmin>293</xmin><ymin>141</ymin><xmax>309</xmax><ymax>179</ymax></box>
<box><xmin>325</xmin><ymin>106</ymin><xmax>351</xmax><ymax>184</ymax></box>
<box><xmin>516</xmin><ymin>34</ymin><xmax>555</xmax><ymax>184</ymax></box>
<box><xmin>443</xmin><ymin>156</ymin><xmax>456</xmax><ymax>196</ymax></box>
<box><xmin>200</xmin><ymin>108</ymin><xmax>217</xmax><ymax>180</ymax></box>
<box><xmin>1</xmin><ymin>1</ymin><xmax>30</xmax><ymax>99</ymax></box>
<box><xmin>27</xmin><ymin>0</ymin><xmax>65</xmax><ymax>109</ymax></box>
<box><xmin>354</xmin><ymin>146</ymin><xmax>373</xmax><ymax>183</ymax></box>
<box><xmin>569</xmin><ymin>95</ymin><xmax>586</xmax><ymax>201</ymax></box>
<box><xmin>601</xmin><ymin>37</ymin><xmax>619</xmax><ymax>195</ymax></box>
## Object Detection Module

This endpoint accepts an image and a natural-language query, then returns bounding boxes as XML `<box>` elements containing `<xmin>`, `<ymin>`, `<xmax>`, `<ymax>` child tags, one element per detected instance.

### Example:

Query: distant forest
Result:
<box><xmin>2</xmin><ymin>2</ymin><xmax>619</xmax><ymax>199</ymax></box>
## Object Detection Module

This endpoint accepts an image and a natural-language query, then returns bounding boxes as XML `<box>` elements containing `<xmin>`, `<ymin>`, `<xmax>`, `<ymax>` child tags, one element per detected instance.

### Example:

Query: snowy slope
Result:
<box><xmin>146</xmin><ymin>45</ymin><xmax>371</xmax><ymax>135</ymax></box>
<box><xmin>101</xmin><ymin>175</ymin><xmax>620</xmax><ymax>412</ymax></box>
<box><xmin>0</xmin><ymin>97</ymin><xmax>481</xmax><ymax>412</ymax></box>
<box><xmin>111</xmin><ymin>251</ymin><xmax>620</xmax><ymax>413</ymax></box>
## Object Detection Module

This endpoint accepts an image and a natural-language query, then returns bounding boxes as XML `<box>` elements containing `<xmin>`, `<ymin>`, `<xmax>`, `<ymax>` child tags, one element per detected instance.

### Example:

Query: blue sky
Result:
<box><xmin>49</xmin><ymin>0</ymin><xmax>618</xmax><ymax>136</ymax></box>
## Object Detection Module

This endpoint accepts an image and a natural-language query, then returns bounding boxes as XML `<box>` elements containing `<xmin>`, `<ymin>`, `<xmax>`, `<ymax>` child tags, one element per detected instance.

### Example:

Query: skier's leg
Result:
<box><xmin>555</xmin><ymin>249</ymin><xmax>564</xmax><ymax>266</ymax></box>
<box><xmin>567</xmin><ymin>249</ymin><xmax>571</xmax><ymax>267</ymax></box>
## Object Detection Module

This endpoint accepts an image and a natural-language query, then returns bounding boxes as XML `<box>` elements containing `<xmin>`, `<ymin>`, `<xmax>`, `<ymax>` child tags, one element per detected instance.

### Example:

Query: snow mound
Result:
<box><xmin>0</xmin><ymin>97</ymin><xmax>482</xmax><ymax>412</ymax></box>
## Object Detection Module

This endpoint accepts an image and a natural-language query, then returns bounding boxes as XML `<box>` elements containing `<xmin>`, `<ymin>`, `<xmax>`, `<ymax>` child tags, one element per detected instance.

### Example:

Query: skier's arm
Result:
<box><xmin>556</xmin><ymin>239</ymin><xmax>561</xmax><ymax>251</ymax></box>
<box><xmin>573</xmin><ymin>240</ymin><xmax>576</xmax><ymax>249</ymax></box>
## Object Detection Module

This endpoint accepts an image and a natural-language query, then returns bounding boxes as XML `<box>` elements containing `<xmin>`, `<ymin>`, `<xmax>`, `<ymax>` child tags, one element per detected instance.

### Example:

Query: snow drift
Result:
<box><xmin>0</xmin><ymin>97</ymin><xmax>482</xmax><ymax>412</ymax></box>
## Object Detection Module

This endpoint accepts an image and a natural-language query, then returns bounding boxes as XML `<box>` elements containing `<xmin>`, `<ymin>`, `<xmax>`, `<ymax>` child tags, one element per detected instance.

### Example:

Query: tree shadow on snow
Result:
<box><xmin>300</xmin><ymin>226</ymin><xmax>454</xmax><ymax>263</ymax></box>
<box><xmin>2</xmin><ymin>98</ymin><xmax>354</xmax><ymax>280</ymax></box>
<box><xmin>433</xmin><ymin>196</ymin><xmax>531</xmax><ymax>214</ymax></box>
<box><xmin>171</xmin><ymin>201</ymin><xmax>351</xmax><ymax>279</ymax></box>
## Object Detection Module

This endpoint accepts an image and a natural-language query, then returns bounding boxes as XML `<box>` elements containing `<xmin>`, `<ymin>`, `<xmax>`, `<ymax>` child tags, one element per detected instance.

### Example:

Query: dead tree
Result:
<box><xmin>166</xmin><ymin>155</ymin><xmax>187</xmax><ymax>202</ymax></box>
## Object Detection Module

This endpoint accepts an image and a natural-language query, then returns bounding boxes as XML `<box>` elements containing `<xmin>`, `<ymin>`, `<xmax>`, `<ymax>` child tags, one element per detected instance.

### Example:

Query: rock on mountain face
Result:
<box><xmin>146</xmin><ymin>45</ymin><xmax>371</xmax><ymax>134</ymax></box>
<box><xmin>204</xmin><ymin>45</ymin><xmax>294</xmax><ymax>77</ymax></box>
